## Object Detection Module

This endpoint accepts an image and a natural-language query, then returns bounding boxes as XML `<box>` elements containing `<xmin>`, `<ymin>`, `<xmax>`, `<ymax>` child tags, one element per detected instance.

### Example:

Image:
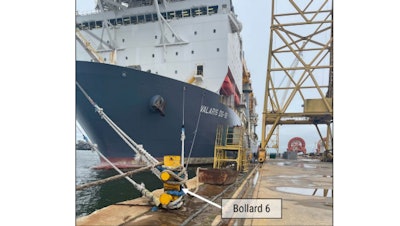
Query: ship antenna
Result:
<box><xmin>181</xmin><ymin>86</ymin><xmax>186</xmax><ymax>167</ymax></box>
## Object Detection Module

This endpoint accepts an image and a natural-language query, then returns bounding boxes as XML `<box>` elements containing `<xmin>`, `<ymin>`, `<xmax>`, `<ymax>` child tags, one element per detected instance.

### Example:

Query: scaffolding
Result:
<box><xmin>213</xmin><ymin>126</ymin><xmax>249</xmax><ymax>172</ymax></box>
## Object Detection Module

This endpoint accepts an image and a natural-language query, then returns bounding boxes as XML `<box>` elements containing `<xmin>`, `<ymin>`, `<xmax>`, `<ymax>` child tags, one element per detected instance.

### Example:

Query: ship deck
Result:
<box><xmin>76</xmin><ymin>157</ymin><xmax>333</xmax><ymax>226</ymax></box>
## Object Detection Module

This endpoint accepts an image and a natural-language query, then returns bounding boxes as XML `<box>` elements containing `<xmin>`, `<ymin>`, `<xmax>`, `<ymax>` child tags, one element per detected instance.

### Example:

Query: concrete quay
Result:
<box><xmin>243</xmin><ymin>158</ymin><xmax>333</xmax><ymax>226</ymax></box>
<box><xmin>77</xmin><ymin>158</ymin><xmax>333</xmax><ymax>225</ymax></box>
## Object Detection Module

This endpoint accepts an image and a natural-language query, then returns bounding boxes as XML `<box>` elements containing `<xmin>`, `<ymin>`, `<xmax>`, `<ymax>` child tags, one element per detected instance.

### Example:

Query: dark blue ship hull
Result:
<box><xmin>76</xmin><ymin>61</ymin><xmax>242</xmax><ymax>168</ymax></box>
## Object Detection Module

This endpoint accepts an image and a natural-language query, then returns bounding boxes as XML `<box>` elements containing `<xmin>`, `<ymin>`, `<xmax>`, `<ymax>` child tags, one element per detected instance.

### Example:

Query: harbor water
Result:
<box><xmin>75</xmin><ymin>149</ymin><xmax>198</xmax><ymax>217</ymax></box>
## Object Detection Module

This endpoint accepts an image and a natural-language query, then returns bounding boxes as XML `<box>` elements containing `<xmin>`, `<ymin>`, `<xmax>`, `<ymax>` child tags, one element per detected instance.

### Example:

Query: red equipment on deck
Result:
<box><xmin>287</xmin><ymin>137</ymin><xmax>307</xmax><ymax>154</ymax></box>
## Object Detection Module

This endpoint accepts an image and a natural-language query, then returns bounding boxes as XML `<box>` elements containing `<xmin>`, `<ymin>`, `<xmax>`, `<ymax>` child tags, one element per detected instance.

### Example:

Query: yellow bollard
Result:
<box><xmin>159</xmin><ymin>155</ymin><xmax>184</xmax><ymax>209</ymax></box>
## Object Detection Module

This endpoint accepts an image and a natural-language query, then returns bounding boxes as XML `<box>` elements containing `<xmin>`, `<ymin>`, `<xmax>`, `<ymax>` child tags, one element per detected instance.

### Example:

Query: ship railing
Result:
<box><xmin>75</xmin><ymin>9</ymin><xmax>101</xmax><ymax>16</ymax></box>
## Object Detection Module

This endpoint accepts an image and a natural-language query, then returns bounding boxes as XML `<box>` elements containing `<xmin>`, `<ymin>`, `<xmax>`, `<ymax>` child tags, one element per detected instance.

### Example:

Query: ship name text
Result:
<box><xmin>200</xmin><ymin>105</ymin><xmax>228</xmax><ymax>119</ymax></box>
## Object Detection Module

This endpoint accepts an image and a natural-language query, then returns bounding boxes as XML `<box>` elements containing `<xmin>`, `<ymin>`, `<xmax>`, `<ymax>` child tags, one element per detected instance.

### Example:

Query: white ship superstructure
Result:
<box><xmin>76</xmin><ymin>0</ymin><xmax>244</xmax><ymax>108</ymax></box>
<box><xmin>75</xmin><ymin>0</ymin><xmax>258</xmax><ymax>168</ymax></box>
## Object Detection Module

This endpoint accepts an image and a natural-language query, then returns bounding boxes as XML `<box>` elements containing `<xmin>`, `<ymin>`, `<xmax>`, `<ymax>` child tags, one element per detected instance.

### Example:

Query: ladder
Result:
<box><xmin>213</xmin><ymin>125</ymin><xmax>249</xmax><ymax>172</ymax></box>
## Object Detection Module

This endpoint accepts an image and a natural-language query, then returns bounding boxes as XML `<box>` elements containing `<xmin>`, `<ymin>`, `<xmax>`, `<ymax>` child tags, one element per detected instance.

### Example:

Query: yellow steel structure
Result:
<box><xmin>75</xmin><ymin>29</ymin><xmax>104</xmax><ymax>64</ymax></box>
<box><xmin>213</xmin><ymin>126</ymin><xmax>249</xmax><ymax>172</ymax></box>
<box><xmin>260</xmin><ymin>0</ymin><xmax>333</xmax><ymax>158</ymax></box>
<box><xmin>75</xmin><ymin>29</ymin><xmax>117</xmax><ymax>64</ymax></box>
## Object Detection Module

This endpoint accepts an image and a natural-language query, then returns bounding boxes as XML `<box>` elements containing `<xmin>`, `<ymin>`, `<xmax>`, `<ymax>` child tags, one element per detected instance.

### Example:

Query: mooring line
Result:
<box><xmin>76</xmin><ymin>81</ymin><xmax>160</xmax><ymax>177</ymax></box>
<box><xmin>76</xmin><ymin>126</ymin><xmax>160</xmax><ymax>207</ymax></box>
<box><xmin>184</xmin><ymin>92</ymin><xmax>205</xmax><ymax>170</ymax></box>
<box><xmin>76</xmin><ymin>162</ymin><xmax>163</xmax><ymax>191</ymax></box>
<box><xmin>76</xmin><ymin>82</ymin><xmax>189</xmax><ymax>209</ymax></box>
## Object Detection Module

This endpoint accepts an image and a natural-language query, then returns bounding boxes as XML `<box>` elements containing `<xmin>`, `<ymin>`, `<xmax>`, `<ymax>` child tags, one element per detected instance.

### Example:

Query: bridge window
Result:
<box><xmin>131</xmin><ymin>16</ymin><xmax>138</xmax><ymax>24</ymax></box>
<box><xmin>89</xmin><ymin>21</ymin><xmax>95</xmax><ymax>29</ymax></box>
<box><xmin>95</xmin><ymin>21</ymin><xmax>102</xmax><ymax>28</ymax></box>
<box><xmin>123</xmin><ymin>17</ymin><xmax>131</xmax><ymax>25</ymax></box>
<box><xmin>191</xmin><ymin>8</ymin><xmax>200</xmax><ymax>17</ymax></box>
<box><xmin>82</xmin><ymin>22</ymin><xmax>89</xmax><ymax>30</ymax></box>
<box><xmin>145</xmin><ymin>14</ymin><xmax>153</xmax><ymax>22</ymax></box>
<box><xmin>138</xmin><ymin>15</ymin><xmax>145</xmax><ymax>23</ymax></box>
<box><xmin>182</xmin><ymin>9</ymin><xmax>190</xmax><ymax>17</ymax></box>
<box><xmin>116</xmin><ymin>18</ymin><xmax>123</xmax><ymax>25</ymax></box>
<box><xmin>78</xmin><ymin>23</ymin><xmax>89</xmax><ymax>30</ymax></box>
<box><xmin>109</xmin><ymin>19</ymin><xmax>116</xmax><ymax>26</ymax></box>
<box><xmin>78</xmin><ymin>5</ymin><xmax>219</xmax><ymax>30</ymax></box>
<box><xmin>208</xmin><ymin>6</ymin><xmax>218</xmax><ymax>15</ymax></box>
<box><xmin>168</xmin><ymin>11</ymin><xmax>176</xmax><ymax>19</ymax></box>
<box><xmin>175</xmin><ymin>10</ymin><xmax>182</xmax><ymax>18</ymax></box>
<box><xmin>200</xmin><ymin>7</ymin><xmax>207</xmax><ymax>15</ymax></box>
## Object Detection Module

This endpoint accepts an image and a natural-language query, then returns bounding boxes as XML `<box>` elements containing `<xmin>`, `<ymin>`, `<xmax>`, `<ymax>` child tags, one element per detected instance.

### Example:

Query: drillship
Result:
<box><xmin>76</xmin><ymin>0</ymin><xmax>258</xmax><ymax>169</ymax></box>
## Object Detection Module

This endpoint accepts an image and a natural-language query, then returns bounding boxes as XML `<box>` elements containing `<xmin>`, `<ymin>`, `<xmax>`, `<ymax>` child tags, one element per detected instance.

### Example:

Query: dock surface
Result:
<box><xmin>244</xmin><ymin>158</ymin><xmax>333</xmax><ymax>225</ymax></box>
<box><xmin>77</xmin><ymin>158</ymin><xmax>333</xmax><ymax>225</ymax></box>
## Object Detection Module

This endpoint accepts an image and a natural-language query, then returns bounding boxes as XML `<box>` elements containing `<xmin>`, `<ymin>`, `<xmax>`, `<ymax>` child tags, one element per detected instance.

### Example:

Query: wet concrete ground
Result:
<box><xmin>76</xmin><ymin>158</ymin><xmax>333</xmax><ymax>225</ymax></box>
<box><xmin>243</xmin><ymin>158</ymin><xmax>333</xmax><ymax>226</ymax></box>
